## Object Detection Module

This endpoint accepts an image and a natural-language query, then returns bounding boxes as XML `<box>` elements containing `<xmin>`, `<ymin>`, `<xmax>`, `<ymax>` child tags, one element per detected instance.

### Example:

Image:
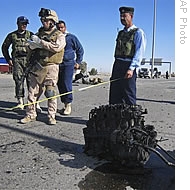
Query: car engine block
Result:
<box><xmin>83</xmin><ymin>104</ymin><xmax>174</xmax><ymax>167</ymax></box>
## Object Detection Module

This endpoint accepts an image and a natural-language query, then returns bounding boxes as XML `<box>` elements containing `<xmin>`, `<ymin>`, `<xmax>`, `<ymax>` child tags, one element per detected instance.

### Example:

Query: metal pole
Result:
<box><xmin>151</xmin><ymin>0</ymin><xmax>157</xmax><ymax>78</ymax></box>
<box><xmin>169</xmin><ymin>62</ymin><xmax>171</xmax><ymax>77</ymax></box>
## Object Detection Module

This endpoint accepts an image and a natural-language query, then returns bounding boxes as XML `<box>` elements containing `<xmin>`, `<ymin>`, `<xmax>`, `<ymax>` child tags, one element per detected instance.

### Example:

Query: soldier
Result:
<box><xmin>1</xmin><ymin>16</ymin><xmax>34</xmax><ymax>108</ymax></box>
<box><xmin>109</xmin><ymin>7</ymin><xmax>146</xmax><ymax>105</ymax></box>
<box><xmin>20</xmin><ymin>8</ymin><xmax>66</xmax><ymax>125</ymax></box>
<box><xmin>56</xmin><ymin>20</ymin><xmax>84</xmax><ymax>115</ymax></box>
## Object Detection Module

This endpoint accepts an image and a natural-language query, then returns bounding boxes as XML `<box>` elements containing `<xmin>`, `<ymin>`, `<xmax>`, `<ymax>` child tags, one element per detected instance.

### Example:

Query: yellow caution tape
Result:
<box><xmin>3</xmin><ymin>78</ymin><xmax>120</xmax><ymax>112</ymax></box>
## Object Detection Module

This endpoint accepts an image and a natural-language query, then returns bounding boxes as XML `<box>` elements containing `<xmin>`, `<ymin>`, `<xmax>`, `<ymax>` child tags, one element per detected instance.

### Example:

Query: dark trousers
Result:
<box><xmin>57</xmin><ymin>63</ymin><xmax>74</xmax><ymax>104</ymax></box>
<box><xmin>109</xmin><ymin>59</ymin><xmax>137</xmax><ymax>105</ymax></box>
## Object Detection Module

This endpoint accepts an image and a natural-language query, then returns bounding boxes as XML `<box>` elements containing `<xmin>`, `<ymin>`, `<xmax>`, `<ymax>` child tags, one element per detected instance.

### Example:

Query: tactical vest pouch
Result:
<box><xmin>11</xmin><ymin>31</ymin><xmax>31</xmax><ymax>57</ymax></box>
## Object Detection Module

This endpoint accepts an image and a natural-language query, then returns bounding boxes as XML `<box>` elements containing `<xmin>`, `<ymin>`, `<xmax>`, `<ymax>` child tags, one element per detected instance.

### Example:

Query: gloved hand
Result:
<box><xmin>31</xmin><ymin>35</ymin><xmax>41</xmax><ymax>44</ymax></box>
<box><xmin>28</xmin><ymin>40</ymin><xmax>43</xmax><ymax>50</ymax></box>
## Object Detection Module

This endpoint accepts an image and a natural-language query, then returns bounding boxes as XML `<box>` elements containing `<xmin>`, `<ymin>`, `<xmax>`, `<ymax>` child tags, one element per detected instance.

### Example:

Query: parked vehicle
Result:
<box><xmin>138</xmin><ymin>68</ymin><xmax>151</xmax><ymax>78</ymax></box>
<box><xmin>138</xmin><ymin>67</ymin><xmax>161</xmax><ymax>79</ymax></box>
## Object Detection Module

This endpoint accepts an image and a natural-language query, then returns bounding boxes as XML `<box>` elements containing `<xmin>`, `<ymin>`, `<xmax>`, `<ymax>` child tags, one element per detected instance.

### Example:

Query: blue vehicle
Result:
<box><xmin>0</xmin><ymin>57</ymin><xmax>11</xmax><ymax>73</ymax></box>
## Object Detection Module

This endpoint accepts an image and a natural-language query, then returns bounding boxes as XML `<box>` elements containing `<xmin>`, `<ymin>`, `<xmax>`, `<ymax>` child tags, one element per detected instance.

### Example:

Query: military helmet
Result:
<box><xmin>17</xmin><ymin>16</ymin><xmax>29</xmax><ymax>24</ymax></box>
<box><xmin>39</xmin><ymin>8</ymin><xmax>58</xmax><ymax>23</ymax></box>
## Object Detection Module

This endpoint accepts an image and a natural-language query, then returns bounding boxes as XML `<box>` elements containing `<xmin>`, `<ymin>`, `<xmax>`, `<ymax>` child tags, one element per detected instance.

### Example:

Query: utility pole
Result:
<box><xmin>151</xmin><ymin>0</ymin><xmax>157</xmax><ymax>78</ymax></box>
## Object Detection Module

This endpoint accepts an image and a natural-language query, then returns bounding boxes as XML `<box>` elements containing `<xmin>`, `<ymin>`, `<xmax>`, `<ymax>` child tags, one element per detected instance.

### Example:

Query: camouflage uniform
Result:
<box><xmin>21</xmin><ymin>8</ymin><xmax>66</xmax><ymax>124</ymax></box>
<box><xmin>25</xmin><ymin>28</ymin><xmax>65</xmax><ymax>122</ymax></box>
<box><xmin>2</xmin><ymin>29</ymin><xmax>33</xmax><ymax>99</ymax></box>
<box><xmin>27</xmin><ymin>64</ymin><xmax>59</xmax><ymax>119</ymax></box>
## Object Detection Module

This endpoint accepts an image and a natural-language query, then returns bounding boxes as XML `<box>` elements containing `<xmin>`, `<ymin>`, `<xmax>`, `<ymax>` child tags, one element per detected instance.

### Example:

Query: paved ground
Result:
<box><xmin>0</xmin><ymin>74</ymin><xmax>175</xmax><ymax>190</ymax></box>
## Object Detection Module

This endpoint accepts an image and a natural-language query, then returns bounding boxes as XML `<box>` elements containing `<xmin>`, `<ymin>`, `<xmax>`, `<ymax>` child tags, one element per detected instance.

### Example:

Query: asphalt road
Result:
<box><xmin>0</xmin><ymin>74</ymin><xmax>175</xmax><ymax>190</ymax></box>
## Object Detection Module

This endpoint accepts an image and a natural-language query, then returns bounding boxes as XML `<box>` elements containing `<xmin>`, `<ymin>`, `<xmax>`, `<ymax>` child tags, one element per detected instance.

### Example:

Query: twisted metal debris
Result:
<box><xmin>83</xmin><ymin>104</ymin><xmax>174</xmax><ymax>167</ymax></box>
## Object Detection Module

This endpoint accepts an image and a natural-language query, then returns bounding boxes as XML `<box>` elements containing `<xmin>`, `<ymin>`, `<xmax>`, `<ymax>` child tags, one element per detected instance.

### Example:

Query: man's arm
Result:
<box><xmin>40</xmin><ymin>33</ymin><xmax>66</xmax><ymax>53</ymax></box>
<box><xmin>124</xmin><ymin>28</ymin><xmax>146</xmax><ymax>79</ymax></box>
<box><xmin>129</xmin><ymin>28</ymin><xmax>146</xmax><ymax>71</ymax></box>
<box><xmin>73</xmin><ymin>35</ymin><xmax>84</xmax><ymax>64</ymax></box>
<box><xmin>1</xmin><ymin>33</ymin><xmax>12</xmax><ymax>63</ymax></box>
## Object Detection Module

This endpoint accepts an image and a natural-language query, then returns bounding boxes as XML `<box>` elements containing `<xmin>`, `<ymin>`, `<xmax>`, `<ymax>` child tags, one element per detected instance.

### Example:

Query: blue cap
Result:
<box><xmin>17</xmin><ymin>16</ymin><xmax>29</xmax><ymax>24</ymax></box>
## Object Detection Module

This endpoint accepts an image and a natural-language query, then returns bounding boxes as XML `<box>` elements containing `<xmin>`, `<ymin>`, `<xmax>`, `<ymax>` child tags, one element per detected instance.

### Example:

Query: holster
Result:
<box><xmin>31</xmin><ymin>61</ymin><xmax>48</xmax><ymax>84</ymax></box>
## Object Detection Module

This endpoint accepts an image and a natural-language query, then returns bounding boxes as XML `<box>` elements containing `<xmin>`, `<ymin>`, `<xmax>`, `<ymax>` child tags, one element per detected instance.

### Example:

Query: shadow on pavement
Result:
<box><xmin>78</xmin><ymin>161</ymin><xmax>175</xmax><ymax>190</ymax></box>
<box><xmin>78</xmin><ymin>150</ymin><xmax>175</xmax><ymax>190</ymax></box>
<box><xmin>137</xmin><ymin>98</ymin><xmax>175</xmax><ymax>104</ymax></box>
<box><xmin>0</xmin><ymin>100</ymin><xmax>87</xmax><ymax>125</ymax></box>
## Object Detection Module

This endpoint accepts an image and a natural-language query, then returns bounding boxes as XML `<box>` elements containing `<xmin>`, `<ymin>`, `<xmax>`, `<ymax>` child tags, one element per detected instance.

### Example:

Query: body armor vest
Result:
<box><xmin>11</xmin><ymin>30</ymin><xmax>30</xmax><ymax>57</ymax></box>
<box><xmin>36</xmin><ymin>28</ymin><xmax>64</xmax><ymax>66</ymax></box>
<box><xmin>114</xmin><ymin>28</ymin><xmax>138</xmax><ymax>59</ymax></box>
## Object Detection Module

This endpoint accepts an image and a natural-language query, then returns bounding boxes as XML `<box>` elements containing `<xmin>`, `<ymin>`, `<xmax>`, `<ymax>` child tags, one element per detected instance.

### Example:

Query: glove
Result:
<box><xmin>28</xmin><ymin>40</ymin><xmax>43</xmax><ymax>50</ymax></box>
<box><xmin>31</xmin><ymin>35</ymin><xmax>41</xmax><ymax>44</ymax></box>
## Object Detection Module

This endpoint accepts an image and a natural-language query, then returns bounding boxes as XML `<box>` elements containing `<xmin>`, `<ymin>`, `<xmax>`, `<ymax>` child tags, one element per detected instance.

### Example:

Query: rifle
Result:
<box><xmin>19</xmin><ymin>49</ymin><xmax>42</xmax><ymax>89</ymax></box>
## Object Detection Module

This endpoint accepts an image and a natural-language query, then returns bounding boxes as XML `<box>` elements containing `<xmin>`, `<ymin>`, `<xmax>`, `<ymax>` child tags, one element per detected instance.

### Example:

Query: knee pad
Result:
<box><xmin>44</xmin><ymin>86</ymin><xmax>56</xmax><ymax>98</ymax></box>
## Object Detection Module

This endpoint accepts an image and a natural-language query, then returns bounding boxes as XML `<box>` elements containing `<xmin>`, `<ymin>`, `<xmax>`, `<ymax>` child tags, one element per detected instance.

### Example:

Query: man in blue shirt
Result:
<box><xmin>109</xmin><ymin>6</ymin><xmax>146</xmax><ymax>105</ymax></box>
<box><xmin>56</xmin><ymin>20</ymin><xmax>84</xmax><ymax>115</ymax></box>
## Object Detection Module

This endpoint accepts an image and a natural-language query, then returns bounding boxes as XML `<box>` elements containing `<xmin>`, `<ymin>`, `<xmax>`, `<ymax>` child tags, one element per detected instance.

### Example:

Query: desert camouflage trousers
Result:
<box><xmin>25</xmin><ymin>64</ymin><xmax>59</xmax><ymax>119</ymax></box>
